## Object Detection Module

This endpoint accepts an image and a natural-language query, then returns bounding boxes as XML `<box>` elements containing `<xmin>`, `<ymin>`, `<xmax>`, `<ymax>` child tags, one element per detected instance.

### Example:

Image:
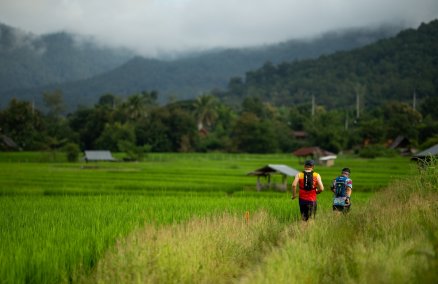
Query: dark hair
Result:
<box><xmin>305</xmin><ymin>160</ymin><xmax>315</xmax><ymax>167</ymax></box>
<box><xmin>342</xmin><ymin>167</ymin><xmax>351</xmax><ymax>174</ymax></box>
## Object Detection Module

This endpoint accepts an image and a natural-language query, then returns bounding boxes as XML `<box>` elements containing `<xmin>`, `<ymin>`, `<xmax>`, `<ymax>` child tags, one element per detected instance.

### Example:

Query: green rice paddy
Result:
<box><xmin>0</xmin><ymin>152</ymin><xmax>416</xmax><ymax>283</ymax></box>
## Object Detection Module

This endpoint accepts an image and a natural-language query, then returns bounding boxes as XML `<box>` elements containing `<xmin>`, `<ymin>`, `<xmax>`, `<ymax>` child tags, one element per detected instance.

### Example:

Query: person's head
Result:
<box><xmin>304</xmin><ymin>160</ymin><xmax>315</xmax><ymax>170</ymax></box>
<box><xmin>341</xmin><ymin>167</ymin><xmax>351</xmax><ymax>177</ymax></box>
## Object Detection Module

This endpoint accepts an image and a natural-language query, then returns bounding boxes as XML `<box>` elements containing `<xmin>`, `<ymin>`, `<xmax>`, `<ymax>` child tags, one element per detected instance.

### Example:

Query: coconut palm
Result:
<box><xmin>123</xmin><ymin>91</ymin><xmax>158</xmax><ymax>121</ymax></box>
<box><xmin>194</xmin><ymin>94</ymin><xmax>218</xmax><ymax>131</ymax></box>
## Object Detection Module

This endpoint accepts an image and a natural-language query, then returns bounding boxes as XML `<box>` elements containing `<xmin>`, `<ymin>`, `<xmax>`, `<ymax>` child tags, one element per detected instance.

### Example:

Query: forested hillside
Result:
<box><xmin>1</xmin><ymin>21</ymin><xmax>437</xmax><ymax>154</ymax></box>
<box><xmin>0</xmin><ymin>24</ymin><xmax>399</xmax><ymax>110</ymax></box>
<box><xmin>219</xmin><ymin>20</ymin><xmax>438</xmax><ymax>109</ymax></box>
<box><xmin>0</xmin><ymin>23</ymin><xmax>133</xmax><ymax>92</ymax></box>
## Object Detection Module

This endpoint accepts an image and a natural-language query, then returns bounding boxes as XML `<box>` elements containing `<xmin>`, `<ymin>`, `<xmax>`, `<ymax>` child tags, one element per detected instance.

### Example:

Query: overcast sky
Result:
<box><xmin>1</xmin><ymin>0</ymin><xmax>437</xmax><ymax>57</ymax></box>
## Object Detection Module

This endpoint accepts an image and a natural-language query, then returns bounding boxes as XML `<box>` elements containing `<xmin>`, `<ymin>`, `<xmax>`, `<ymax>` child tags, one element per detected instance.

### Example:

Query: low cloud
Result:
<box><xmin>0</xmin><ymin>23</ymin><xmax>46</xmax><ymax>54</ymax></box>
<box><xmin>1</xmin><ymin>0</ymin><xmax>437</xmax><ymax>57</ymax></box>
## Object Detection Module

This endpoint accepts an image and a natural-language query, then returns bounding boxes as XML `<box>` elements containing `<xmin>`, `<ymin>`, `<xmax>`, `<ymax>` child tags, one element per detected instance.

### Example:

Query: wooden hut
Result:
<box><xmin>292</xmin><ymin>146</ymin><xmax>337</xmax><ymax>166</ymax></box>
<box><xmin>388</xmin><ymin>135</ymin><xmax>415</xmax><ymax>156</ymax></box>
<box><xmin>248</xmin><ymin>164</ymin><xmax>298</xmax><ymax>191</ymax></box>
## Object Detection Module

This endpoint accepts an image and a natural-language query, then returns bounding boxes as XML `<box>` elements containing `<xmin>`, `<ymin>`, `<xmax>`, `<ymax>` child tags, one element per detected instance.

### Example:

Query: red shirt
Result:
<box><xmin>297</xmin><ymin>171</ymin><xmax>320</xmax><ymax>202</ymax></box>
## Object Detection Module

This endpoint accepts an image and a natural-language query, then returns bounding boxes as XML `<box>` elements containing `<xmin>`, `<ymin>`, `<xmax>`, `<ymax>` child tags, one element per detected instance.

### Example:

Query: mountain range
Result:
<box><xmin>218</xmin><ymin>19</ymin><xmax>438</xmax><ymax>109</ymax></box>
<box><xmin>0</xmin><ymin>22</ymin><xmax>402</xmax><ymax>111</ymax></box>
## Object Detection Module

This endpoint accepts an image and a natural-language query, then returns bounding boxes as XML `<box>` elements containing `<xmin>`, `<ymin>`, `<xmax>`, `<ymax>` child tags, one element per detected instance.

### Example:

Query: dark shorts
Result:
<box><xmin>299</xmin><ymin>199</ymin><xmax>317</xmax><ymax>221</ymax></box>
<box><xmin>333</xmin><ymin>205</ymin><xmax>351</xmax><ymax>213</ymax></box>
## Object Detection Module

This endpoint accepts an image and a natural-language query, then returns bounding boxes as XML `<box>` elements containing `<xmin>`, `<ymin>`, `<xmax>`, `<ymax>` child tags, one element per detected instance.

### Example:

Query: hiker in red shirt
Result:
<box><xmin>292</xmin><ymin>160</ymin><xmax>324</xmax><ymax>221</ymax></box>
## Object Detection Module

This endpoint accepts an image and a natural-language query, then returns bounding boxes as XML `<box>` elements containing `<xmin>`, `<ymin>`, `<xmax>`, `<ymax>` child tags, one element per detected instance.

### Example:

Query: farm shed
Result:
<box><xmin>248</xmin><ymin>164</ymin><xmax>298</xmax><ymax>191</ymax></box>
<box><xmin>388</xmin><ymin>135</ymin><xmax>415</xmax><ymax>156</ymax></box>
<box><xmin>84</xmin><ymin>150</ymin><xmax>117</xmax><ymax>162</ymax></box>
<box><xmin>293</xmin><ymin>146</ymin><xmax>337</xmax><ymax>166</ymax></box>
<box><xmin>411</xmin><ymin>144</ymin><xmax>438</xmax><ymax>166</ymax></box>
<box><xmin>0</xmin><ymin>134</ymin><xmax>18</xmax><ymax>150</ymax></box>
<box><xmin>319</xmin><ymin>155</ymin><xmax>337</xmax><ymax>167</ymax></box>
<box><xmin>292</xmin><ymin>131</ymin><xmax>308</xmax><ymax>140</ymax></box>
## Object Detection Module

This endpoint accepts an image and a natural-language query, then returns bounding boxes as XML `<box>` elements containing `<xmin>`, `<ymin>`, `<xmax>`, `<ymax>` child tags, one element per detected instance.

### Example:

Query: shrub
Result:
<box><xmin>118</xmin><ymin>140</ymin><xmax>151</xmax><ymax>161</ymax></box>
<box><xmin>358</xmin><ymin>144</ymin><xmax>397</xmax><ymax>158</ymax></box>
<box><xmin>419</xmin><ymin>136</ymin><xmax>438</xmax><ymax>151</ymax></box>
<box><xmin>63</xmin><ymin>143</ymin><xmax>80</xmax><ymax>162</ymax></box>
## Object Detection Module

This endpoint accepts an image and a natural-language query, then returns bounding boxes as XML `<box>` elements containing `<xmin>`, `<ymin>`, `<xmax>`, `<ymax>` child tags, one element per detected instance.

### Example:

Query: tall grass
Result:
<box><xmin>0</xmin><ymin>194</ymin><xmax>297</xmax><ymax>283</ymax></box>
<box><xmin>240</xmin><ymin>158</ymin><xmax>438</xmax><ymax>283</ymax></box>
<box><xmin>81</xmin><ymin>211</ymin><xmax>283</xmax><ymax>284</ymax></box>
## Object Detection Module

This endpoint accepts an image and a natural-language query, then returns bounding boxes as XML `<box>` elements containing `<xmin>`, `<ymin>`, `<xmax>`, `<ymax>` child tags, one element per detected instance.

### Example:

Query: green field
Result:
<box><xmin>1</xmin><ymin>152</ymin><xmax>429</xmax><ymax>283</ymax></box>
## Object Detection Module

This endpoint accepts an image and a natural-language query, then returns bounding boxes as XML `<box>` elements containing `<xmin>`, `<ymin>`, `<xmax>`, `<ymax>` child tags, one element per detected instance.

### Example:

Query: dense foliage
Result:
<box><xmin>219</xmin><ymin>20</ymin><xmax>438</xmax><ymax>109</ymax></box>
<box><xmin>0</xmin><ymin>89</ymin><xmax>436</xmax><ymax>155</ymax></box>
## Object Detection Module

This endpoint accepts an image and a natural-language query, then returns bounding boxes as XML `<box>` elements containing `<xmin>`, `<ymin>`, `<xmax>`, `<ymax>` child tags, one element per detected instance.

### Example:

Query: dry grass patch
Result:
<box><xmin>82</xmin><ymin>211</ymin><xmax>283</xmax><ymax>284</ymax></box>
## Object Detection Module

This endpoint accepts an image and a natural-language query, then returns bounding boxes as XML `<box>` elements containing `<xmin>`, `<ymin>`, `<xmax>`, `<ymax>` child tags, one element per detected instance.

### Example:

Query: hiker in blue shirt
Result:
<box><xmin>331</xmin><ymin>168</ymin><xmax>352</xmax><ymax>213</ymax></box>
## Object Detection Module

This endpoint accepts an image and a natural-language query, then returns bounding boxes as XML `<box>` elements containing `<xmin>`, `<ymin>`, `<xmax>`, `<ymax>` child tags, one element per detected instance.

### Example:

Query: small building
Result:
<box><xmin>411</xmin><ymin>144</ymin><xmax>438</xmax><ymax>166</ymax></box>
<box><xmin>319</xmin><ymin>155</ymin><xmax>337</xmax><ymax>167</ymax></box>
<box><xmin>388</xmin><ymin>135</ymin><xmax>415</xmax><ymax>156</ymax></box>
<box><xmin>84</xmin><ymin>150</ymin><xmax>117</xmax><ymax>162</ymax></box>
<box><xmin>0</xmin><ymin>134</ymin><xmax>18</xmax><ymax>150</ymax></box>
<box><xmin>247</xmin><ymin>164</ymin><xmax>299</xmax><ymax>191</ymax></box>
<box><xmin>292</xmin><ymin>146</ymin><xmax>337</xmax><ymax>166</ymax></box>
<box><xmin>292</xmin><ymin>131</ymin><xmax>308</xmax><ymax>140</ymax></box>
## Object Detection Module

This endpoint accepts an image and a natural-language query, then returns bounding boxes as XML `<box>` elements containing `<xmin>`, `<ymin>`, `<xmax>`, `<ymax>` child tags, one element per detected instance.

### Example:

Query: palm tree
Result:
<box><xmin>193</xmin><ymin>94</ymin><xmax>218</xmax><ymax>131</ymax></box>
<box><xmin>124</xmin><ymin>94</ymin><xmax>146</xmax><ymax>121</ymax></box>
<box><xmin>122</xmin><ymin>91</ymin><xmax>158</xmax><ymax>121</ymax></box>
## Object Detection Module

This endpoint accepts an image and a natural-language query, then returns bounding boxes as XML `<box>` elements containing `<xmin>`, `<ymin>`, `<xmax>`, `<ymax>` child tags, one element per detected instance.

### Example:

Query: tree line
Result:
<box><xmin>2</xmin><ymin>21</ymin><xmax>438</xmax><ymax>159</ymax></box>
<box><xmin>0</xmin><ymin>90</ymin><xmax>436</xmax><ymax>160</ymax></box>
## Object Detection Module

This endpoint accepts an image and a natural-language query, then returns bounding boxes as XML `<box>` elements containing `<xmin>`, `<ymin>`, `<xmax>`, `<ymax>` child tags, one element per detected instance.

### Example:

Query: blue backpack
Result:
<box><xmin>334</xmin><ymin>176</ymin><xmax>349</xmax><ymax>197</ymax></box>
<box><xmin>333</xmin><ymin>176</ymin><xmax>350</xmax><ymax>206</ymax></box>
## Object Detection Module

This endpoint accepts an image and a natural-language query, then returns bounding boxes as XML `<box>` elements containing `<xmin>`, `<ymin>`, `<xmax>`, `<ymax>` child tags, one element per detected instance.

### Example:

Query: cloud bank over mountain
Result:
<box><xmin>1</xmin><ymin>0</ymin><xmax>437</xmax><ymax>57</ymax></box>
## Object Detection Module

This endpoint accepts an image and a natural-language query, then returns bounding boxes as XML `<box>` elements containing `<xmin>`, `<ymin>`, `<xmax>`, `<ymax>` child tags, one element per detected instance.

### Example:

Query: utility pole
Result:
<box><xmin>345</xmin><ymin>111</ymin><xmax>349</xmax><ymax>130</ymax></box>
<box><xmin>356</xmin><ymin>92</ymin><xmax>360</xmax><ymax>119</ymax></box>
<box><xmin>413</xmin><ymin>89</ymin><xmax>417</xmax><ymax>110</ymax></box>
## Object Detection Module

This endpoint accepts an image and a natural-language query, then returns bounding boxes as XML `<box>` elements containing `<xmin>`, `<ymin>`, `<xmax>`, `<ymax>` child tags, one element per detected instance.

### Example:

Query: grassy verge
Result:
<box><xmin>240</xmin><ymin>160</ymin><xmax>438</xmax><ymax>283</ymax></box>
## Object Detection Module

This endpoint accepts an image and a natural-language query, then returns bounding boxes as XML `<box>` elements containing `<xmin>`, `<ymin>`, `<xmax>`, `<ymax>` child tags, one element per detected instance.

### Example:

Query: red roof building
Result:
<box><xmin>292</xmin><ymin>146</ymin><xmax>337</xmax><ymax>166</ymax></box>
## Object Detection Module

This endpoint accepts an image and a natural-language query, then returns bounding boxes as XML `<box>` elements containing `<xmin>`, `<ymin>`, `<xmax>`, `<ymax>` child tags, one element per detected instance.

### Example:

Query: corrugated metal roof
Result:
<box><xmin>319</xmin><ymin>155</ymin><xmax>337</xmax><ymax>161</ymax></box>
<box><xmin>268</xmin><ymin>164</ymin><xmax>299</xmax><ymax>176</ymax></box>
<box><xmin>84</xmin><ymin>150</ymin><xmax>116</xmax><ymax>161</ymax></box>
<box><xmin>248</xmin><ymin>164</ymin><xmax>299</xmax><ymax>177</ymax></box>
<box><xmin>0</xmin><ymin>134</ymin><xmax>18</xmax><ymax>148</ymax></box>
<box><xmin>413</xmin><ymin>144</ymin><xmax>438</xmax><ymax>157</ymax></box>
